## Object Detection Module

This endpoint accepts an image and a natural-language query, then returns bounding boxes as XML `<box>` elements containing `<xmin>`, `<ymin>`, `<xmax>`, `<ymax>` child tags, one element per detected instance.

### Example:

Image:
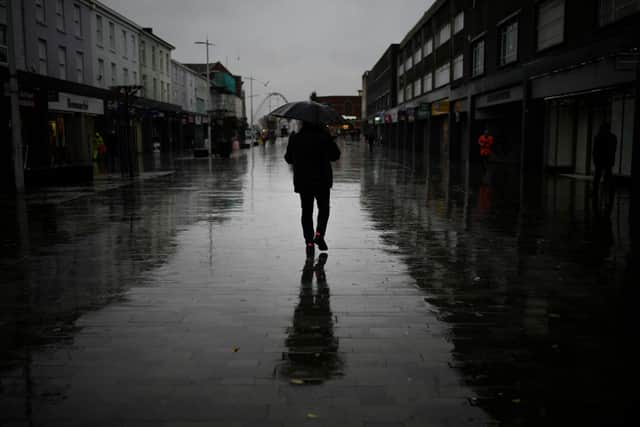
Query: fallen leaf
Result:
<box><xmin>307</xmin><ymin>412</ymin><xmax>319</xmax><ymax>419</ymax></box>
<box><xmin>290</xmin><ymin>379</ymin><xmax>304</xmax><ymax>385</ymax></box>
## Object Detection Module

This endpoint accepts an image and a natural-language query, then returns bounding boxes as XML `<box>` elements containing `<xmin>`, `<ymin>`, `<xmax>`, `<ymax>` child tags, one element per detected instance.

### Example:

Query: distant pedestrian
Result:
<box><xmin>285</xmin><ymin>121</ymin><xmax>341</xmax><ymax>258</ymax></box>
<box><xmin>592</xmin><ymin>123</ymin><xmax>617</xmax><ymax>209</ymax></box>
<box><xmin>477</xmin><ymin>128</ymin><xmax>494</xmax><ymax>169</ymax></box>
<box><xmin>367</xmin><ymin>133</ymin><xmax>375</xmax><ymax>152</ymax></box>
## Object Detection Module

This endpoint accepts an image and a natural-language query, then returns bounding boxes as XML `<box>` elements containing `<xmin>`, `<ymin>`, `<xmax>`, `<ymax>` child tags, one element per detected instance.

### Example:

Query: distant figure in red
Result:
<box><xmin>478</xmin><ymin>129</ymin><xmax>494</xmax><ymax>169</ymax></box>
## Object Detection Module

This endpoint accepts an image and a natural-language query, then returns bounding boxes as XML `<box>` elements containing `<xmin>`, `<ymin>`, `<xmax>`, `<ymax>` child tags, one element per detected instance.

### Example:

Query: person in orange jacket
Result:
<box><xmin>478</xmin><ymin>128</ymin><xmax>494</xmax><ymax>169</ymax></box>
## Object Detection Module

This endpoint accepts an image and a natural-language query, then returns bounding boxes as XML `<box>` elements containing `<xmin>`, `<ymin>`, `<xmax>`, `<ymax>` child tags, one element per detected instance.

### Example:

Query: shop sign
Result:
<box><xmin>19</xmin><ymin>91</ymin><xmax>35</xmax><ymax>107</ymax></box>
<box><xmin>416</xmin><ymin>103</ymin><xmax>430</xmax><ymax>120</ymax></box>
<box><xmin>48</xmin><ymin>92</ymin><xmax>104</xmax><ymax>115</ymax></box>
<box><xmin>407</xmin><ymin>108</ymin><xmax>415</xmax><ymax>123</ymax></box>
<box><xmin>476</xmin><ymin>86</ymin><xmax>523</xmax><ymax>108</ymax></box>
<box><xmin>431</xmin><ymin>100</ymin><xmax>450</xmax><ymax>116</ymax></box>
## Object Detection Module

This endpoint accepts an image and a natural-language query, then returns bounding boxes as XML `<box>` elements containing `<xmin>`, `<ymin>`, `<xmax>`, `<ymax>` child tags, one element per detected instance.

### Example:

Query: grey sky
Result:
<box><xmin>101</xmin><ymin>0</ymin><xmax>432</xmax><ymax>113</ymax></box>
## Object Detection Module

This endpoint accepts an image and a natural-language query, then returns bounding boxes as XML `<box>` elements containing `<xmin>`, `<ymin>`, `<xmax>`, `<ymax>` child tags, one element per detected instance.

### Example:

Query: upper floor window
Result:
<box><xmin>499</xmin><ymin>20</ymin><xmax>518</xmax><ymax>66</ymax></box>
<box><xmin>413</xmin><ymin>79</ymin><xmax>421</xmax><ymax>97</ymax></box>
<box><xmin>453</xmin><ymin>54</ymin><xmax>464</xmax><ymax>80</ymax></box>
<box><xmin>58</xmin><ymin>46</ymin><xmax>66</xmax><ymax>79</ymax></box>
<box><xmin>55</xmin><ymin>0</ymin><xmax>65</xmax><ymax>31</ymax></box>
<box><xmin>414</xmin><ymin>46</ymin><xmax>422</xmax><ymax>65</ymax></box>
<box><xmin>96</xmin><ymin>15</ymin><xmax>103</xmax><ymax>45</ymax></box>
<box><xmin>108</xmin><ymin>22</ymin><xmax>115</xmax><ymax>49</ymax></box>
<box><xmin>437</xmin><ymin>23</ymin><xmax>451</xmax><ymax>46</ymax></box>
<box><xmin>435</xmin><ymin>62</ymin><xmax>450</xmax><ymax>87</ymax></box>
<box><xmin>122</xmin><ymin>30</ymin><xmax>127</xmax><ymax>58</ymax></box>
<box><xmin>111</xmin><ymin>62</ymin><xmax>116</xmax><ymax>85</ymax></box>
<box><xmin>538</xmin><ymin>0</ymin><xmax>565</xmax><ymax>50</ymax></box>
<box><xmin>131</xmin><ymin>35</ymin><xmax>136</xmax><ymax>60</ymax></box>
<box><xmin>152</xmin><ymin>46</ymin><xmax>156</xmax><ymax>70</ymax></box>
<box><xmin>35</xmin><ymin>0</ymin><xmax>46</xmax><ymax>24</ymax></box>
<box><xmin>140</xmin><ymin>41</ymin><xmax>146</xmax><ymax>65</ymax></box>
<box><xmin>454</xmin><ymin>11</ymin><xmax>464</xmax><ymax>33</ymax></box>
<box><xmin>97</xmin><ymin>58</ymin><xmax>105</xmax><ymax>87</ymax></box>
<box><xmin>166</xmin><ymin>53</ymin><xmax>170</xmax><ymax>74</ymax></box>
<box><xmin>38</xmin><ymin>39</ymin><xmax>47</xmax><ymax>75</ymax></box>
<box><xmin>424</xmin><ymin>37</ymin><xmax>433</xmax><ymax>56</ymax></box>
<box><xmin>398</xmin><ymin>59</ymin><xmax>404</xmax><ymax>76</ymax></box>
<box><xmin>75</xmin><ymin>51</ymin><xmax>84</xmax><ymax>83</ymax></box>
<box><xmin>1</xmin><ymin>3</ymin><xmax>8</xmax><ymax>63</ymax></box>
<box><xmin>72</xmin><ymin>4</ymin><xmax>81</xmax><ymax>37</ymax></box>
<box><xmin>398</xmin><ymin>85</ymin><xmax>404</xmax><ymax>104</ymax></box>
<box><xmin>159</xmin><ymin>50</ymin><xmax>164</xmax><ymax>73</ymax></box>
<box><xmin>598</xmin><ymin>0</ymin><xmax>640</xmax><ymax>26</ymax></box>
<box><xmin>405</xmin><ymin>84</ymin><xmax>412</xmax><ymax>100</ymax></box>
<box><xmin>405</xmin><ymin>54</ymin><xmax>413</xmax><ymax>71</ymax></box>
<box><xmin>423</xmin><ymin>72</ymin><xmax>433</xmax><ymax>92</ymax></box>
<box><xmin>472</xmin><ymin>39</ymin><xmax>485</xmax><ymax>77</ymax></box>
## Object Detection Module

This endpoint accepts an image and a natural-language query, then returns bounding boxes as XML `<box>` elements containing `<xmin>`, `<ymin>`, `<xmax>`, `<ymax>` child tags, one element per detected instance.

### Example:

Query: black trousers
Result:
<box><xmin>299</xmin><ymin>188</ymin><xmax>330</xmax><ymax>244</ymax></box>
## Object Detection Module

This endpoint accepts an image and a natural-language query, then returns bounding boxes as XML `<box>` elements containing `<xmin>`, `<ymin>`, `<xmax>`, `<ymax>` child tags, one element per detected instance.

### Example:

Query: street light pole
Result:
<box><xmin>7</xmin><ymin>0</ymin><xmax>24</xmax><ymax>192</ymax></box>
<box><xmin>195</xmin><ymin>37</ymin><xmax>215</xmax><ymax>157</ymax></box>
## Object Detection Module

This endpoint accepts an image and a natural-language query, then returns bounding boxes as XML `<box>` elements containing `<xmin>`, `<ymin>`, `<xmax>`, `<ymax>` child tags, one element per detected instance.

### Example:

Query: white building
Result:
<box><xmin>171</xmin><ymin>60</ymin><xmax>210</xmax><ymax>114</ymax></box>
<box><xmin>138</xmin><ymin>27</ymin><xmax>173</xmax><ymax>103</ymax></box>
<box><xmin>89</xmin><ymin>1</ymin><xmax>140</xmax><ymax>89</ymax></box>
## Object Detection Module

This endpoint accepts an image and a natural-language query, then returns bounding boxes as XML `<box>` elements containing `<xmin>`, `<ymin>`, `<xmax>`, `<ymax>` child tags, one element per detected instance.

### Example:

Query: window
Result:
<box><xmin>166</xmin><ymin>53</ymin><xmax>169</xmax><ymax>74</ymax></box>
<box><xmin>499</xmin><ymin>21</ymin><xmax>518</xmax><ymax>65</ymax></box>
<box><xmin>123</xmin><ymin>68</ymin><xmax>129</xmax><ymax>85</ymax></box>
<box><xmin>454</xmin><ymin>11</ymin><xmax>464</xmax><ymax>33</ymax></box>
<box><xmin>153</xmin><ymin>78</ymin><xmax>157</xmax><ymax>99</ymax></box>
<box><xmin>398</xmin><ymin>59</ymin><xmax>404</xmax><ymax>76</ymax></box>
<box><xmin>132</xmin><ymin>71</ymin><xmax>137</xmax><ymax>84</ymax></box>
<box><xmin>453</xmin><ymin>54</ymin><xmax>464</xmax><ymax>79</ymax></box>
<box><xmin>98</xmin><ymin>58</ymin><xmax>104</xmax><ymax>86</ymax></box>
<box><xmin>58</xmin><ymin>46</ymin><xmax>66</xmax><ymax>79</ymax></box>
<box><xmin>424</xmin><ymin>38</ymin><xmax>433</xmax><ymax>56</ymax></box>
<box><xmin>96</xmin><ymin>15</ymin><xmax>103</xmax><ymax>45</ymax></box>
<box><xmin>161</xmin><ymin>81</ymin><xmax>166</xmax><ymax>101</ymax></box>
<box><xmin>423</xmin><ymin>72</ymin><xmax>433</xmax><ymax>92</ymax></box>
<box><xmin>152</xmin><ymin>46</ymin><xmax>156</xmax><ymax>70</ymax></box>
<box><xmin>108</xmin><ymin>22</ymin><xmax>115</xmax><ymax>50</ymax></box>
<box><xmin>159</xmin><ymin>51</ymin><xmax>164</xmax><ymax>74</ymax></box>
<box><xmin>398</xmin><ymin>85</ymin><xmax>404</xmax><ymax>104</ymax></box>
<box><xmin>414</xmin><ymin>79</ymin><xmax>421</xmax><ymax>97</ymax></box>
<box><xmin>538</xmin><ymin>0</ymin><xmax>565</xmax><ymax>50</ymax></box>
<box><xmin>111</xmin><ymin>62</ymin><xmax>116</xmax><ymax>85</ymax></box>
<box><xmin>72</xmin><ymin>4</ymin><xmax>81</xmax><ymax>37</ymax></box>
<box><xmin>55</xmin><ymin>0</ymin><xmax>65</xmax><ymax>31</ymax></box>
<box><xmin>405</xmin><ymin>84</ymin><xmax>412</xmax><ymax>100</ymax></box>
<box><xmin>472</xmin><ymin>39</ymin><xmax>485</xmax><ymax>76</ymax></box>
<box><xmin>405</xmin><ymin>54</ymin><xmax>413</xmax><ymax>71</ymax></box>
<box><xmin>131</xmin><ymin>35</ymin><xmax>136</xmax><ymax>60</ymax></box>
<box><xmin>166</xmin><ymin>83</ymin><xmax>170</xmax><ymax>100</ymax></box>
<box><xmin>122</xmin><ymin>30</ymin><xmax>127</xmax><ymax>57</ymax></box>
<box><xmin>140</xmin><ymin>41</ymin><xmax>146</xmax><ymax>65</ymax></box>
<box><xmin>142</xmin><ymin>74</ymin><xmax>147</xmax><ymax>96</ymax></box>
<box><xmin>435</xmin><ymin>62</ymin><xmax>450</xmax><ymax>87</ymax></box>
<box><xmin>1</xmin><ymin>3</ymin><xmax>8</xmax><ymax>63</ymax></box>
<box><xmin>437</xmin><ymin>23</ymin><xmax>451</xmax><ymax>46</ymax></box>
<box><xmin>38</xmin><ymin>39</ymin><xmax>47</xmax><ymax>75</ymax></box>
<box><xmin>599</xmin><ymin>0</ymin><xmax>640</xmax><ymax>26</ymax></box>
<box><xmin>414</xmin><ymin>46</ymin><xmax>422</xmax><ymax>64</ymax></box>
<box><xmin>75</xmin><ymin>51</ymin><xmax>84</xmax><ymax>83</ymax></box>
<box><xmin>35</xmin><ymin>0</ymin><xmax>45</xmax><ymax>24</ymax></box>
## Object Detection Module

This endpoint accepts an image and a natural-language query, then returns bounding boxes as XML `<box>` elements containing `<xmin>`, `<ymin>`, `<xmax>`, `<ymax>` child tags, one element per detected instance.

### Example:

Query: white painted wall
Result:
<box><xmin>171</xmin><ymin>60</ymin><xmax>210</xmax><ymax>114</ymax></box>
<box><xmin>139</xmin><ymin>30</ymin><xmax>173</xmax><ymax>103</ymax></box>
<box><xmin>89</xmin><ymin>2</ymin><xmax>140</xmax><ymax>89</ymax></box>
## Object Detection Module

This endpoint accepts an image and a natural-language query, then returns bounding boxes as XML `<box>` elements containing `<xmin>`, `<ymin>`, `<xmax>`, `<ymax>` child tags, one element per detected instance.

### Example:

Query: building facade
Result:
<box><xmin>364</xmin><ymin>0</ymin><xmax>639</xmax><ymax>199</ymax></box>
<box><xmin>171</xmin><ymin>59</ymin><xmax>211</xmax><ymax>152</ymax></box>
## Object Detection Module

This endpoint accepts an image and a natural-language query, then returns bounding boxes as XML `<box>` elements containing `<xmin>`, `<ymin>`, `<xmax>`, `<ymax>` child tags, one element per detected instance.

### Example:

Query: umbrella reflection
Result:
<box><xmin>279</xmin><ymin>254</ymin><xmax>343</xmax><ymax>384</ymax></box>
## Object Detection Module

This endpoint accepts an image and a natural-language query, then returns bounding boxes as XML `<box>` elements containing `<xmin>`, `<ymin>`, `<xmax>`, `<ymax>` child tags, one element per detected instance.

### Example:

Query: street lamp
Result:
<box><xmin>195</xmin><ymin>37</ymin><xmax>215</xmax><ymax>157</ymax></box>
<box><xmin>244</xmin><ymin>76</ymin><xmax>269</xmax><ymax>129</ymax></box>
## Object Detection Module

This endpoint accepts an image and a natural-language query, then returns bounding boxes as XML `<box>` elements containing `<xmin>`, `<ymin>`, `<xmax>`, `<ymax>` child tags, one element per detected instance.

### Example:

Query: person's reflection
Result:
<box><xmin>280</xmin><ymin>253</ymin><xmax>343</xmax><ymax>383</ymax></box>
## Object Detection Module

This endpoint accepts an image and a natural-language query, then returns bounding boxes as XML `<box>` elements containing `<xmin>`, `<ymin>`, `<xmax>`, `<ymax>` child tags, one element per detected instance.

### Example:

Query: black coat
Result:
<box><xmin>284</xmin><ymin>127</ymin><xmax>341</xmax><ymax>193</ymax></box>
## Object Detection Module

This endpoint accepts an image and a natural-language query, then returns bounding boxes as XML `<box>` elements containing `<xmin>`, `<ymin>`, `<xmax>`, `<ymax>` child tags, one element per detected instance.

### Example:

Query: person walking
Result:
<box><xmin>477</xmin><ymin>128</ymin><xmax>494</xmax><ymax>171</ymax></box>
<box><xmin>285</xmin><ymin>121</ymin><xmax>341</xmax><ymax>258</ymax></box>
<box><xmin>592</xmin><ymin>123</ymin><xmax>617</xmax><ymax>210</ymax></box>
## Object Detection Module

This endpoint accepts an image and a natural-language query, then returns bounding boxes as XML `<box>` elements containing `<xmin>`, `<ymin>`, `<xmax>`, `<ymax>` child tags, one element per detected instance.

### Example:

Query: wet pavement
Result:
<box><xmin>1</xmin><ymin>139</ymin><xmax>636</xmax><ymax>426</ymax></box>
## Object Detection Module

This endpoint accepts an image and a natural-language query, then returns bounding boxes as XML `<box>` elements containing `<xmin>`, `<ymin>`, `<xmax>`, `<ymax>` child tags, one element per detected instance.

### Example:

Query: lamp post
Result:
<box><xmin>244</xmin><ymin>76</ymin><xmax>269</xmax><ymax>128</ymax></box>
<box><xmin>7</xmin><ymin>0</ymin><xmax>24</xmax><ymax>192</ymax></box>
<box><xmin>195</xmin><ymin>37</ymin><xmax>215</xmax><ymax>157</ymax></box>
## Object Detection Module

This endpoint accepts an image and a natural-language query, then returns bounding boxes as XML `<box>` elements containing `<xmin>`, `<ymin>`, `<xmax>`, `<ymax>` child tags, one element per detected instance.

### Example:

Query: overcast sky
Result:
<box><xmin>101</xmin><ymin>0</ymin><xmax>432</xmax><ymax>114</ymax></box>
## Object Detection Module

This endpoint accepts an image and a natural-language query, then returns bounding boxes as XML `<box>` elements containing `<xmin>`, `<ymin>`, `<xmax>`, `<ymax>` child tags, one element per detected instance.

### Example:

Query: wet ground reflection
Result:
<box><xmin>361</xmin><ymin>145</ymin><xmax>636</xmax><ymax>426</ymax></box>
<box><xmin>279</xmin><ymin>253</ymin><xmax>343</xmax><ymax>384</ymax></box>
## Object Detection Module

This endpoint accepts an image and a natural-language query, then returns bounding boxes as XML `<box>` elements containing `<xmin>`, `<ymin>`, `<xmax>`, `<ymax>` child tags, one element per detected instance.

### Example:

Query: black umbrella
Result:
<box><xmin>270</xmin><ymin>101</ymin><xmax>345</xmax><ymax>125</ymax></box>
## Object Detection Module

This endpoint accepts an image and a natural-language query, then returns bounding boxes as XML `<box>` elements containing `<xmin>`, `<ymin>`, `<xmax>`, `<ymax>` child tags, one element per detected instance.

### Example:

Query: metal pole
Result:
<box><xmin>205</xmin><ymin>37</ymin><xmax>212</xmax><ymax>158</ymax></box>
<box><xmin>7</xmin><ymin>0</ymin><xmax>25</xmax><ymax>192</ymax></box>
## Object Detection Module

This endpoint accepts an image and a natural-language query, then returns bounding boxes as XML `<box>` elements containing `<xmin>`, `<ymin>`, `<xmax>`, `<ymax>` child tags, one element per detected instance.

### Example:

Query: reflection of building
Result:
<box><xmin>363</xmin><ymin>0</ymin><xmax>640</xmax><ymax>196</ymax></box>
